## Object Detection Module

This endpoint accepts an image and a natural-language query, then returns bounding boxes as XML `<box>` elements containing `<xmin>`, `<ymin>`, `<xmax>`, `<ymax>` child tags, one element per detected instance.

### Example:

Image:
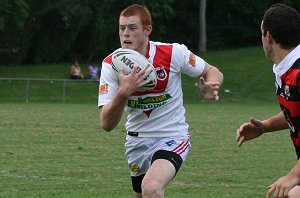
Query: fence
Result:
<box><xmin>0</xmin><ymin>78</ymin><xmax>99</xmax><ymax>103</ymax></box>
<box><xmin>0</xmin><ymin>78</ymin><xmax>200</xmax><ymax>103</ymax></box>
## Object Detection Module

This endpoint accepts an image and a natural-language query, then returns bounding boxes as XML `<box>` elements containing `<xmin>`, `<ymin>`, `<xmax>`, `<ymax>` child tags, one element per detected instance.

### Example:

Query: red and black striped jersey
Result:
<box><xmin>276</xmin><ymin>58</ymin><xmax>300</xmax><ymax>158</ymax></box>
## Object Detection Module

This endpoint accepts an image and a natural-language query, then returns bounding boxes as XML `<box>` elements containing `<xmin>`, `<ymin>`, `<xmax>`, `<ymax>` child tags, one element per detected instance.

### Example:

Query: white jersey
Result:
<box><xmin>98</xmin><ymin>41</ymin><xmax>205</xmax><ymax>137</ymax></box>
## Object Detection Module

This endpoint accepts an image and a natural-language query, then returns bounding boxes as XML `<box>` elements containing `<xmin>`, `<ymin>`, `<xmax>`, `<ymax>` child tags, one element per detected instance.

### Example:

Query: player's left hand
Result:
<box><xmin>199</xmin><ymin>77</ymin><xmax>220</xmax><ymax>100</ymax></box>
<box><xmin>266</xmin><ymin>174</ymin><xmax>299</xmax><ymax>198</ymax></box>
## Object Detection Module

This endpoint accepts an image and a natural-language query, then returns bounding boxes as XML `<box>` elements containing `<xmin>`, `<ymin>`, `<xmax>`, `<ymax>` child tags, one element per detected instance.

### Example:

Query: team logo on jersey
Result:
<box><xmin>155</xmin><ymin>67</ymin><xmax>167</xmax><ymax>81</ymax></box>
<box><xmin>99</xmin><ymin>84</ymin><xmax>108</xmax><ymax>94</ymax></box>
<box><xmin>284</xmin><ymin>85</ymin><xmax>290</xmax><ymax>100</ymax></box>
<box><xmin>129</xmin><ymin>164</ymin><xmax>139</xmax><ymax>172</ymax></box>
<box><xmin>166</xmin><ymin>140</ymin><xmax>176</xmax><ymax>146</ymax></box>
<box><xmin>283</xmin><ymin>108</ymin><xmax>295</xmax><ymax>133</ymax></box>
<box><xmin>288</xmin><ymin>122</ymin><xmax>295</xmax><ymax>133</ymax></box>
<box><xmin>189</xmin><ymin>52</ymin><xmax>196</xmax><ymax>67</ymax></box>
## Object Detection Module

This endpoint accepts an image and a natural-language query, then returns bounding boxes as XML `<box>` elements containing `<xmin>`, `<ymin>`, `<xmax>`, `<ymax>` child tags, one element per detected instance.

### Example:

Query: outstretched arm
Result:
<box><xmin>236</xmin><ymin>111</ymin><xmax>288</xmax><ymax>147</ymax></box>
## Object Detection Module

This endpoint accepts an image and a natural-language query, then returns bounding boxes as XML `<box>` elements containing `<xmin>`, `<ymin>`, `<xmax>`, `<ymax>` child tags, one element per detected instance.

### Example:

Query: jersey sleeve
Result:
<box><xmin>98</xmin><ymin>61</ymin><xmax>119</xmax><ymax>107</ymax></box>
<box><xmin>171</xmin><ymin>43</ymin><xmax>205</xmax><ymax>77</ymax></box>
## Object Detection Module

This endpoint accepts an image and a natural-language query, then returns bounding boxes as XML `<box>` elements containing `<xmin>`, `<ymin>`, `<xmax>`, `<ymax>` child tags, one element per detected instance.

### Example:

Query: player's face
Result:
<box><xmin>119</xmin><ymin>15</ymin><xmax>150</xmax><ymax>54</ymax></box>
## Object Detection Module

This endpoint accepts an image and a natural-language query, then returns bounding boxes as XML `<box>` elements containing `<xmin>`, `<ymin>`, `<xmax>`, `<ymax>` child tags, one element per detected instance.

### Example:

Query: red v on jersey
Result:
<box><xmin>102</xmin><ymin>45</ymin><xmax>173</xmax><ymax>118</ymax></box>
<box><xmin>103</xmin><ymin>45</ymin><xmax>172</xmax><ymax>96</ymax></box>
<box><xmin>131</xmin><ymin>44</ymin><xmax>172</xmax><ymax>117</ymax></box>
<box><xmin>133</xmin><ymin>44</ymin><xmax>172</xmax><ymax>96</ymax></box>
<box><xmin>152</xmin><ymin>44</ymin><xmax>172</xmax><ymax>93</ymax></box>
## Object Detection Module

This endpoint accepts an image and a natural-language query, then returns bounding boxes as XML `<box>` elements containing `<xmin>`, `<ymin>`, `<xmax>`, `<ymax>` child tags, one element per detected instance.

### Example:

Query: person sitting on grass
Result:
<box><xmin>69</xmin><ymin>59</ymin><xmax>84</xmax><ymax>80</ymax></box>
<box><xmin>88</xmin><ymin>61</ymin><xmax>99</xmax><ymax>82</ymax></box>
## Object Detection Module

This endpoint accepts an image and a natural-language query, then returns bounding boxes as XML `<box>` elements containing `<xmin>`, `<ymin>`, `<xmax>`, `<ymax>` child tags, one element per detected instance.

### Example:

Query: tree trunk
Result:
<box><xmin>199</xmin><ymin>0</ymin><xmax>207</xmax><ymax>53</ymax></box>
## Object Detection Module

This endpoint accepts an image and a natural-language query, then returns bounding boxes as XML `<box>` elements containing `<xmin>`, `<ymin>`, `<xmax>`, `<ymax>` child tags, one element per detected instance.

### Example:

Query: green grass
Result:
<box><xmin>201</xmin><ymin>46</ymin><xmax>275</xmax><ymax>102</ymax></box>
<box><xmin>0</xmin><ymin>79</ymin><xmax>99</xmax><ymax>103</ymax></box>
<box><xmin>0</xmin><ymin>63</ymin><xmax>83</xmax><ymax>79</ymax></box>
<box><xmin>0</xmin><ymin>46</ymin><xmax>289</xmax><ymax>197</ymax></box>
<box><xmin>0</xmin><ymin>46</ymin><xmax>275</xmax><ymax>103</ymax></box>
<box><xmin>0</xmin><ymin>102</ymin><xmax>294</xmax><ymax>198</ymax></box>
<box><xmin>0</xmin><ymin>62</ymin><xmax>99</xmax><ymax>103</ymax></box>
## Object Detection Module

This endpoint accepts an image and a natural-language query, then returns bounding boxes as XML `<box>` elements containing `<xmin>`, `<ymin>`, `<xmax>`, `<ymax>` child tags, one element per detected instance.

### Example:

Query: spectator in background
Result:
<box><xmin>69</xmin><ymin>59</ymin><xmax>84</xmax><ymax>80</ymax></box>
<box><xmin>88</xmin><ymin>61</ymin><xmax>100</xmax><ymax>81</ymax></box>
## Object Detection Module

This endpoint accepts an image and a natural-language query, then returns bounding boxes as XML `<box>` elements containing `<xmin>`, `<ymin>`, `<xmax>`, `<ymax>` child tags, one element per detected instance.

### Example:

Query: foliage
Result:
<box><xmin>0</xmin><ymin>0</ymin><xmax>29</xmax><ymax>30</ymax></box>
<box><xmin>206</xmin><ymin>0</ymin><xmax>300</xmax><ymax>49</ymax></box>
<box><xmin>0</xmin><ymin>0</ymin><xmax>29</xmax><ymax>64</ymax></box>
<box><xmin>67</xmin><ymin>0</ymin><xmax>119</xmax><ymax>63</ymax></box>
<box><xmin>24</xmin><ymin>0</ymin><xmax>93</xmax><ymax>63</ymax></box>
<box><xmin>0</xmin><ymin>0</ymin><xmax>299</xmax><ymax>65</ymax></box>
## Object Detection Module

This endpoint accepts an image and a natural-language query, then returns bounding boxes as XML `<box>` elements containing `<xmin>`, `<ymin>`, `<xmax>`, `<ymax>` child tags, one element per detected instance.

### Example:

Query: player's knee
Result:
<box><xmin>141</xmin><ymin>180</ymin><xmax>164</xmax><ymax>198</ymax></box>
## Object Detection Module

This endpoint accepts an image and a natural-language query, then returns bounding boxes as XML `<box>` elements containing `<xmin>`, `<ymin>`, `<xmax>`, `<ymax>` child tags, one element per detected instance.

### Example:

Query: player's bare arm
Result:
<box><xmin>199</xmin><ymin>62</ymin><xmax>223</xmax><ymax>100</ymax></box>
<box><xmin>261</xmin><ymin>111</ymin><xmax>289</xmax><ymax>132</ymax></box>
<box><xmin>100</xmin><ymin>65</ymin><xmax>153</xmax><ymax>131</ymax></box>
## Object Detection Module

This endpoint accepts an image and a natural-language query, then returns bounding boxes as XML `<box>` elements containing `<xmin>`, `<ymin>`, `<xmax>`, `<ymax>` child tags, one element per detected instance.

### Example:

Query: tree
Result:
<box><xmin>0</xmin><ymin>0</ymin><xmax>29</xmax><ymax>64</ymax></box>
<box><xmin>24</xmin><ymin>0</ymin><xmax>92</xmax><ymax>63</ymax></box>
<box><xmin>198</xmin><ymin>0</ymin><xmax>206</xmax><ymax>52</ymax></box>
<box><xmin>69</xmin><ymin>0</ymin><xmax>119</xmax><ymax>63</ymax></box>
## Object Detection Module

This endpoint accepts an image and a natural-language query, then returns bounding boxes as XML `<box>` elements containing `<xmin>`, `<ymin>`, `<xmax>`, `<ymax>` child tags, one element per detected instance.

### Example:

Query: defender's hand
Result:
<box><xmin>236</xmin><ymin>118</ymin><xmax>264</xmax><ymax>147</ymax></box>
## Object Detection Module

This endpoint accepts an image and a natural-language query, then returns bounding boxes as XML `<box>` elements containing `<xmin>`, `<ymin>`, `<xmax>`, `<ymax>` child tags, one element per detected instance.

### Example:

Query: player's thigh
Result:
<box><xmin>289</xmin><ymin>185</ymin><xmax>300</xmax><ymax>198</ymax></box>
<box><xmin>142</xmin><ymin>159</ymin><xmax>176</xmax><ymax>189</ymax></box>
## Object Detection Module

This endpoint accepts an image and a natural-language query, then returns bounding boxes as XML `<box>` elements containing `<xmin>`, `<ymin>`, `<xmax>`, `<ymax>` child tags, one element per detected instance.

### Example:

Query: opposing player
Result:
<box><xmin>236</xmin><ymin>3</ymin><xmax>300</xmax><ymax>198</ymax></box>
<box><xmin>98</xmin><ymin>4</ymin><xmax>223</xmax><ymax>197</ymax></box>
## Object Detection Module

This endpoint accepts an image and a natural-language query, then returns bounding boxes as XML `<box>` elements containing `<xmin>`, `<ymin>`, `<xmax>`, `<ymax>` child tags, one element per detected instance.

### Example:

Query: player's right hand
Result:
<box><xmin>236</xmin><ymin>118</ymin><xmax>265</xmax><ymax>147</ymax></box>
<box><xmin>118</xmin><ymin>64</ymin><xmax>152</xmax><ymax>96</ymax></box>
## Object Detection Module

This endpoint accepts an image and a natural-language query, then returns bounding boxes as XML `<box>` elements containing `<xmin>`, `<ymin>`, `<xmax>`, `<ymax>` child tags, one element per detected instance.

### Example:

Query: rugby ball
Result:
<box><xmin>111</xmin><ymin>48</ymin><xmax>157</xmax><ymax>92</ymax></box>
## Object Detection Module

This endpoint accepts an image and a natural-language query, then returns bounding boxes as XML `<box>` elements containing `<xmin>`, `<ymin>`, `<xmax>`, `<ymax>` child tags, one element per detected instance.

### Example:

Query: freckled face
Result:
<box><xmin>119</xmin><ymin>16</ymin><xmax>149</xmax><ymax>52</ymax></box>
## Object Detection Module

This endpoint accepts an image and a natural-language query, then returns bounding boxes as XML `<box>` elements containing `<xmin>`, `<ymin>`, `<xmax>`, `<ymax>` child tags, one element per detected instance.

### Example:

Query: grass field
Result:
<box><xmin>0</xmin><ymin>46</ymin><xmax>293</xmax><ymax>197</ymax></box>
<box><xmin>0</xmin><ymin>102</ymin><xmax>295</xmax><ymax>198</ymax></box>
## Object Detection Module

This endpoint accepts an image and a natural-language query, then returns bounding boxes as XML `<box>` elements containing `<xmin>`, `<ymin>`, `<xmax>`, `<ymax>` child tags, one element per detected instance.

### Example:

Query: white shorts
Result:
<box><xmin>125</xmin><ymin>134</ymin><xmax>191</xmax><ymax>177</ymax></box>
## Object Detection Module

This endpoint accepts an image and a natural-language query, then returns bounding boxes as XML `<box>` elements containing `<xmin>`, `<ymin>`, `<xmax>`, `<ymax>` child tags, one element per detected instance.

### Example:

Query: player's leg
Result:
<box><xmin>141</xmin><ymin>150</ymin><xmax>183</xmax><ymax>198</ymax></box>
<box><xmin>142</xmin><ymin>159</ymin><xmax>175</xmax><ymax>198</ymax></box>
<box><xmin>288</xmin><ymin>185</ymin><xmax>300</xmax><ymax>198</ymax></box>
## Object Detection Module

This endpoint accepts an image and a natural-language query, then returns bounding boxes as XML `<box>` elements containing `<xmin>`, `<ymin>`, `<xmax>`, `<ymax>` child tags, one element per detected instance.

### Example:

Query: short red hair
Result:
<box><xmin>120</xmin><ymin>4</ymin><xmax>152</xmax><ymax>28</ymax></box>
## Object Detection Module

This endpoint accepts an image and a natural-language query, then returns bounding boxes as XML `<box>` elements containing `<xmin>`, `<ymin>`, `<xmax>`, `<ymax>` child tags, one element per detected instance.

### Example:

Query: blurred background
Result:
<box><xmin>1</xmin><ymin>0</ymin><xmax>299</xmax><ymax>65</ymax></box>
<box><xmin>0</xmin><ymin>0</ymin><xmax>299</xmax><ymax>104</ymax></box>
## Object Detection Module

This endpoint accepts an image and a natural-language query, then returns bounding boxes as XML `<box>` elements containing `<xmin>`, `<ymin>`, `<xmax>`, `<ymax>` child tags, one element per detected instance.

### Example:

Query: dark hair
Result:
<box><xmin>262</xmin><ymin>3</ymin><xmax>300</xmax><ymax>49</ymax></box>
